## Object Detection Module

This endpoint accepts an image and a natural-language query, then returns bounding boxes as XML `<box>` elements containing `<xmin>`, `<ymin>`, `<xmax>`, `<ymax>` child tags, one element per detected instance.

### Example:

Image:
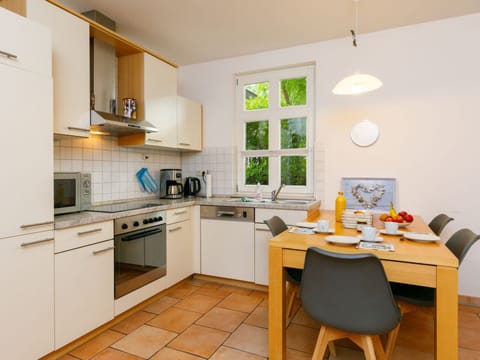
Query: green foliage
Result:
<box><xmin>281</xmin><ymin>156</ymin><xmax>306</xmax><ymax>185</ymax></box>
<box><xmin>245</xmin><ymin>82</ymin><xmax>269</xmax><ymax>110</ymax></box>
<box><xmin>245</xmin><ymin>157</ymin><xmax>269</xmax><ymax>185</ymax></box>
<box><xmin>280</xmin><ymin>77</ymin><xmax>306</xmax><ymax>107</ymax></box>
<box><xmin>246</xmin><ymin>121</ymin><xmax>269</xmax><ymax>150</ymax></box>
<box><xmin>281</xmin><ymin>117</ymin><xmax>306</xmax><ymax>149</ymax></box>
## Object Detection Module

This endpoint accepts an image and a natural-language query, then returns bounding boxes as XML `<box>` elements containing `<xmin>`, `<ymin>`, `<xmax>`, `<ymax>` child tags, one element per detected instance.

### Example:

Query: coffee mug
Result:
<box><xmin>384</xmin><ymin>221</ymin><xmax>399</xmax><ymax>234</ymax></box>
<box><xmin>362</xmin><ymin>226</ymin><xmax>378</xmax><ymax>241</ymax></box>
<box><xmin>317</xmin><ymin>219</ymin><xmax>329</xmax><ymax>232</ymax></box>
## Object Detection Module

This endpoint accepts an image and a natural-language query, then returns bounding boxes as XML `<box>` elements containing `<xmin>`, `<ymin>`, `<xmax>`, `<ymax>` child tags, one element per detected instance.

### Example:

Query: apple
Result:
<box><xmin>394</xmin><ymin>215</ymin><xmax>404</xmax><ymax>223</ymax></box>
<box><xmin>385</xmin><ymin>216</ymin><xmax>394</xmax><ymax>222</ymax></box>
<box><xmin>398</xmin><ymin>211</ymin><xmax>407</xmax><ymax>218</ymax></box>
<box><xmin>404</xmin><ymin>214</ymin><xmax>414</xmax><ymax>223</ymax></box>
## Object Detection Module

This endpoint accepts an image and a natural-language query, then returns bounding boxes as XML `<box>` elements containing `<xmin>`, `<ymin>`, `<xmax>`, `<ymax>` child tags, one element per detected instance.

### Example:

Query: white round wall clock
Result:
<box><xmin>350</xmin><ymin>120</ymin><xmax>379</xmax><ymax>147</ymax></box>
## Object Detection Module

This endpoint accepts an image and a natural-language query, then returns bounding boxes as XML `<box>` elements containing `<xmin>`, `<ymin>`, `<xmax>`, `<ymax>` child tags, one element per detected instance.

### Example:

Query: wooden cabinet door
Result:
<box><xmin>0</xmin><ymin>0</ymin><xmax>25</xmax><ymax>16</ymax></box>
<box><xmin>54</xmin><ymin>240</ymin><xmax>114</xmax><ymax>349</ymax></box>
<box><xmin>0</xmin><ymin>231</ymin><xmax>54</xmax><ymax>359</ymax></box>
<box><xmin>166</xmin><ymin>219</ymin><xmax>193</xmax><ymax>287</ymax></box>
<box><xmin>144</xmin><ymin>53</ymin><xmax>178</xmax><ymax>148</ymax></box>
<box><xmin>27</xmin><ymin>0</ymin><xmax>91</xmax><ymax>137</ymax></box>
<box><xmin>177</xmin><ymin>96</ymin><xmax>202</xmax><ymax>151</ymax></box>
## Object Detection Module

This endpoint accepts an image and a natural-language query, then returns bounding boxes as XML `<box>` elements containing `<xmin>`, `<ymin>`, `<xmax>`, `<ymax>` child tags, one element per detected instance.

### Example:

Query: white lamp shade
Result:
<box><xmin>332</xmin><ymin>73</ymin><xmax>383</xmax><ymax>95</ymax></box>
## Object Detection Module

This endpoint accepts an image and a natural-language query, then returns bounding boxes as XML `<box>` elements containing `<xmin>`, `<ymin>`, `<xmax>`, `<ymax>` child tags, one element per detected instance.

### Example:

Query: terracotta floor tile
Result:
<box><xmin>459</xmin><ymin>347</ymin><xmax>480</xmax><ymax>360</ymax></box>
<box><xmin>168</xmin><ymin>324</ymin><xmax>230</xmax><ymax>358</ymax></box>
<box><xmin>291</xmin><ymin>307</ymin><xmax>321</xmax><ymax>329</ymax></box>
<box><xmin>168</xmin><ymin>283</ymin><xmax>201</xmax><ymax>299</ymax></box>
<box><xmin>224</xmin><ymin>324</ymin><xmax>268</xmax><ymax>357</ymax></box>
<box><xmin>220</xmin><ymin>285</ymin><xmax>253</xmax><ymax>295</ymax></box>
<box><xmin>57</xmin><ymin>355</ymin><xmax>79</xmax><ymax>360</ymax></box>
<box><xmin>194</xmin><ymin>285</ymin><xmax>233</xmax><ymax>298</ymax></box>
<box><xmin>217</xmin><ymin>293</ymin><xmax>262</xmax><ymax>313</ymax></box>
<box><xmin>459</xmin><ymin>326</ymin><xmax>480</xmax><ymax>351</ymax></box>
<box><xmin>142</xmin><ymin>295</ymin><xmax>180</xmax><ymax>314</ymax></box>
<box><xmin>210</xmin><ymin>346</ymin><xmax>267</xmax><ymax>359</ymax></box>
<box><xmin>110</xmin><ymin>310</ymin><xmax>156</xmax><ymax>334</ymax></box>
<box><xmin>90</xmin><ymin>348</ymin><xmax>144</xmax><ymax>360</ymax></box>
<box><xmin>257</xmin><ymin>297</ymin><xmax>268</xmax><ymax>308</ymax></box>
<box><xmin>249</xmin><ymin>290</ymin><xmax>268</xmax><ymax>300</ymax></box>
<box><xmin>175</xmin><ymin>293</ymin><xmax>222</xmax><ymax>313</ymax></box>
<box><xmin>196</xmin><ymin>306</ymin><xmax>248</xmax><ymax>332</ymax></box>
<box><xmin>459</xmin><ymin>310</ymin><xmax>480</xmax><ymax>331</ymax></box>
<box><xmin>70</xmin><ymin>330</ymin><xmax>124</xmax><ymax>359</ymax></box>
<box><xmin>396</xmin><ymin>310</ymin><xmax>434</xmax><ymax>353</ymax></box>
<box><xmin>151</xmin><ymin>347</ymin><xmax>204</xmax><ymax>360</ymax></box>
<box><xmin>148</xmin><ymin>306</ymin><xmax>202</xmax><ymax>333</ymax></box>
<box><xmin>391</xmin><ymin>345</ymin><xmax>433</xmax><ymax>360</ymax></box>
<box><xmin>244</xmin><ymin>306</ymin><xmax>268</xmax><ymax>328</ymax></box>
<box><xmin>286</xmin><ymin>323</ymin><xmax>318</xmax><ymax>354</ymax></box>
<box><xmin>199</xmin><ymin>282</ymin><xmax>223</xmax><ymax>290</ymax></box>
<box><xmin>111</xmin><ymin>325</ymin><xmax>177</xmax><ymax>358</ymax></box>
<box><xmin>286</xmin><ymin>348</ymin><xmax>313</xmax><ymax>360</ymax></box>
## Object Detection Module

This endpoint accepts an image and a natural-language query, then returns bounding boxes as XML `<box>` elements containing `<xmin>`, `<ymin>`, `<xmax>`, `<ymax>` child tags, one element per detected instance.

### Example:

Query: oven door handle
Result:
<box><xmin>121</xmin><ymin>228</ymin><xmax>163</xmax><ymax>242</ymax></box>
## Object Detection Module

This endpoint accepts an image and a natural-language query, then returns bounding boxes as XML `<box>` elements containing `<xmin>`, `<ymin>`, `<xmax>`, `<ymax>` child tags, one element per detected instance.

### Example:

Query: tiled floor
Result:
<box><xmin>59</xmin><ymin>278</ymin><xmax>480</xmax><ymax>360</ymax></box>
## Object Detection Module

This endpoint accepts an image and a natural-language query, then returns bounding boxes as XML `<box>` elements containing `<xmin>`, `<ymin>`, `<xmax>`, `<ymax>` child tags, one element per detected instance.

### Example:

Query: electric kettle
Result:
<box><xmin>184</xmin><ymin>177</ymin><xmax>201</xmax><ymax>196</ymax></box>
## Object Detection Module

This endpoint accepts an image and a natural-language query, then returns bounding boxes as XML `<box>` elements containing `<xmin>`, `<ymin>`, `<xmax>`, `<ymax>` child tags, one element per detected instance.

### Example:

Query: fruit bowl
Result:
<box><xmin>381</xmin><ymin>220</ymin><xmax>411</xmax><ymax>228</ymax></box>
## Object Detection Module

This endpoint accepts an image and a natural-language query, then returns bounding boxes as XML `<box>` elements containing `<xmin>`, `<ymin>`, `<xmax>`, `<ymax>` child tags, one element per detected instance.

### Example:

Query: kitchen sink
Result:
<box><xmin>272</xmin><ymin>199</ymin><xmax>311</xmax><ymax>204</ymax></box>
<box><xmin>224</xmin><ymin>198</ymin><xmax>312</xmax><ymax>205</ymax></box>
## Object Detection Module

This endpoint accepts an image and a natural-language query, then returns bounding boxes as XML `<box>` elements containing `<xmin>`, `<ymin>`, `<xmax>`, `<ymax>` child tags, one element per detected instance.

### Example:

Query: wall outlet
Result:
<box><xmin>196</xmin><ymin>170</ymin><xmax>208</xmax><ymax>176</ymax></box>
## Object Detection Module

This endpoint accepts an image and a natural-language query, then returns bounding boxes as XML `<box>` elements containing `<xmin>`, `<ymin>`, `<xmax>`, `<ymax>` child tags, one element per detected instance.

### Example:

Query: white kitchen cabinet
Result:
<box><xmin>166</xmin><ymin>207</ymin><xmax>194</xmax><ymax>287</ymax></box>
<box><xmin>201</xmin><ymin>219</ymin><xmax>255</xmax><ymax>282</ymax></box>
<box><xmin>27</xmin><ymin>0</ymin><xmax>91</xmax><ymax>137</ymax></box>
<box><xmin>54</xmin><ymin>221</ymin><xmax>114</xmax><ymax>349</ymax></box>
<box><xmin>177</xmin><ymin>96</ymin><xmax>202</xmax><ymax>151</ymax></box>
<box><xmin>0</xmin><ymin>231</ymin><xmax>54</xmax><ymax>359</ymax></box>
<box><xmin>254</xmin><ymin>209</ymin><xmax>307</xmax><ymax>285</ymax></box>
<box><xmin>0</xmin><ymin>7</ymin><xmax>54</xmax><ymax>239</ymax></box>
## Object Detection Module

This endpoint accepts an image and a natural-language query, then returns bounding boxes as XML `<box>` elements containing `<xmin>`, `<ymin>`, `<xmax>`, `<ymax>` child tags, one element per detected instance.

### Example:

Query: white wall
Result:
<box><xmin>178</xmin><ymin>14</ymin><xmax>480</xmax><ymax>297</ymax></box>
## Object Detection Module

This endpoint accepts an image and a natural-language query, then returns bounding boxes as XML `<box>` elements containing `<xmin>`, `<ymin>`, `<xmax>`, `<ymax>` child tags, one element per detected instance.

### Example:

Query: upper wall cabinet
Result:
<box><xmin>0</xmin><ymin>0</ymin><xmax>25</xmax><ymax>16</ymax></box>
<box><xmin>27</xmin><ymin>0</ymin><xmax>91</xmax><ymax>137</ymax></box>
<box><xmin>177</xmin><ymin>96</ymin><xmax>203</xmax><ymax>151</ymax></box>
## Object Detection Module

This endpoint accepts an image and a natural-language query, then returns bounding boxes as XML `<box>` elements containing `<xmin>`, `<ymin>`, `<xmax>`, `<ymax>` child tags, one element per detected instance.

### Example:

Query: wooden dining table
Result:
<box><xmin>268</xmin><ymin>210</ymin><xmax>459</xmax><ymax>360</ymax></box>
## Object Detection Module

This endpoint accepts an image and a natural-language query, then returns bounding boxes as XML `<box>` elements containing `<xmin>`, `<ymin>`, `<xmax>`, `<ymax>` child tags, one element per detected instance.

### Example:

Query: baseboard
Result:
<box><xmin>193</xmin><ymin>273</ymin><xmax>268</xmax><ymax>292</ymax></box>
<box><xmin>459</xmin><ymin>295</ymin><xmax>480</xmax><ymax>307</ymax></box>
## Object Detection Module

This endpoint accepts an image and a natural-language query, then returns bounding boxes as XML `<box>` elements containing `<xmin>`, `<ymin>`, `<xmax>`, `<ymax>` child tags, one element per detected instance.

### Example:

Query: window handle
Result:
<box><xmin>0</xmin><ymin>49</ymin><xmax>17</xmax><ymax>60</ymax></box>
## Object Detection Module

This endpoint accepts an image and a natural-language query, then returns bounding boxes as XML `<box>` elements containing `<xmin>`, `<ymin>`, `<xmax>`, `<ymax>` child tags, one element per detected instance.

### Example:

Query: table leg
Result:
<box><xmin>269</xmin><ymin>246</ymin><xmax>286</xmax><ymax>360</ymax></box>
<box><xmin>435</xmin><ymin>266</ymin><xmax>458</xmax><ymax>360</ymax></box>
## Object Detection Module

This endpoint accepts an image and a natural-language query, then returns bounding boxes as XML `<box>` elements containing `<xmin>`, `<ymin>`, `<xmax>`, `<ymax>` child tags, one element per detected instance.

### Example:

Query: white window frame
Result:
<box><xmin>235</xmin><ymin>65</ymin><xmax>315</xmax><ymax>195</ymax></box>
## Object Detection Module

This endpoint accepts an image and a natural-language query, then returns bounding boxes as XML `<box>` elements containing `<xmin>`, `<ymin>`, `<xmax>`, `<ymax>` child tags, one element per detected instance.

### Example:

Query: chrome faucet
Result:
<box><xmin>271</xmin><ymin>184</ymin><xmax>285</xmax><ymax>201</ymax></box>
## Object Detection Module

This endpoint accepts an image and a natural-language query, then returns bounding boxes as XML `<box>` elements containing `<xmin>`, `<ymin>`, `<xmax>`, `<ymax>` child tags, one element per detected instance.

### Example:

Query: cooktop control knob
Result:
<box><xmin>148</xmin><ymin>218</ymin><xmax>154</xmax><ymax>223</ymax></box>
<box><xmin>121</xmin><ymin>223</ymin><xmax>128</xmax><ymax>230</ymax></box>
<box><xmin>133</xmin><ymin>221</ymin><xmax>140</xmax><ymax>227</ymax></box>
<box><xmin>143</xmin><ymin>219</ymin><xmax>148</xmax><ymax>224</ymax></box>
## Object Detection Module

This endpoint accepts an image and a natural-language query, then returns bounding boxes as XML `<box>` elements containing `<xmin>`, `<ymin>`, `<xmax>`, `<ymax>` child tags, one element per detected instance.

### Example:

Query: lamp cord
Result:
<box><xmin>350</xmin><ymin>0</ymin><xmax>359</xmax><ymax>47</ymax></box>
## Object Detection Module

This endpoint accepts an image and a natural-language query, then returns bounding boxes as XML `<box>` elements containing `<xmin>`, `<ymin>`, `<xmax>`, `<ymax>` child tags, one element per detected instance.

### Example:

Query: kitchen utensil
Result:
<box><xmin>122</xmin><ymin>97</ymin><xmax>136</xmax><ymax>118</ymax></box>
<box><xmin>166</xmin><ymin>180</ymin><xmax>183</xmax><ymax>197</ymax></box>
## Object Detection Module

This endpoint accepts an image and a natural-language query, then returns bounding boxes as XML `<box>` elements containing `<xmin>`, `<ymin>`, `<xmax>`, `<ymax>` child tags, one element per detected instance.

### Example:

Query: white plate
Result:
<box><xmin>295</xmin><ymin>222</ymin><xmax>317</xmax><ymax>229</ymax></box>
<box><xmin>314</xmin><ymin>228</ymin><xmax>335</xmax><ymax>234</ymax></box>
<box><xmin>379</xmin><ymin>230</ymin><xmax>406</xmax><ymax>236</ymax></box>
<box><xmin>403</xmin><ymin>232</ymin><xmax>441</xmax><ymax>242</ymax></box>
<box><xmin>357</xmin><ymin>235</ymin><xmax>383</xmax><ymax>243</ymax></box>
<box><xmin>325</xmin><ymin>235</ymin><xmax>360</xmax><ymax>245</ymax></box>
<box><xmin>381</xmin><ymin>221</ymin><xmax>411</xmax><ymax>228</ymax></box>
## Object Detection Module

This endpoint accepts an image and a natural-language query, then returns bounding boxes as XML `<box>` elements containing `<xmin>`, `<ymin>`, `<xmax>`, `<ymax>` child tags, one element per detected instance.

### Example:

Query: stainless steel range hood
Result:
<box><xmin>87</xmin><ymin>10</ymin><xmax>158</xmax><ymax>136</ymax></box>
<box><xmin>90</xmin><ymin>110</ymin><xmax>158</xmax><ymax>136</ymax></box>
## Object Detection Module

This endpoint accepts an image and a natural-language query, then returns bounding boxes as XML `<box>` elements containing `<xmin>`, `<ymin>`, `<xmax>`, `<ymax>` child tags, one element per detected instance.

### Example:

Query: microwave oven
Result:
<box><xmin>54</xmin><ymin>172</ymin><xmax>92</xmax><ymax>215</ymax></box>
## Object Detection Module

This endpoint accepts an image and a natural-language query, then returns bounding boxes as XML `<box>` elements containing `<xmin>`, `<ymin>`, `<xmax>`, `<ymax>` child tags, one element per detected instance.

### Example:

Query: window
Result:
<box><xmin>236</xmin><ymin>65</ymin><xmax>314</xmax><ymax>195</ymax></box>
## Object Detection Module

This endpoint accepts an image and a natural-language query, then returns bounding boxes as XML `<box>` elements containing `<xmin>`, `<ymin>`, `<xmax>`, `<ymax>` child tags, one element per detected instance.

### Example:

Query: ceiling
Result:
<box><xmin>58</xmin><ymin>0</ymin><xmax>480</xmax><ymax>66</ymax></box>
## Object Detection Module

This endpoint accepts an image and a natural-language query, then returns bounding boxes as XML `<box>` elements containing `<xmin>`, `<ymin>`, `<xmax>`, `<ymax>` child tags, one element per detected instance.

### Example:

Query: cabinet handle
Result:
<box><xmin>174</xmin><ymin>210</ymin><xmax>187</xmax><ymax>215</ymax></box>
<box><xmin>178</xmin><ymin>142</ymin><xmax>191</xmax><ymax>146</ymax></box>
<box><xmin>0</xmin><ymin>49</ymin><xmax>18</xmax><ymax>60</ymax></box>
<box><xmin>93</xmin><ymin>246</ymin><xmax>114</xmax><ymax>255</ymax></box>
<box><xmin>21</xmin><ymin>237</ymin><xmax>53</xmax><ymax>247</ymax></box>
<box><xmin>168</xmin><ymin>226</ymin><xmax>182</xmax><ymax>232</ymax></box>
<box><xmin>255</xmin><ymin>227</ymin><xmax>271</xmax><ymax>232</ymax></box>
<box><xmin>77</xmin><ymin>228</ymin><xmax>102</xmax><ymax>236</ymax></box>
<box><xmin>21</xmin><ymin>220</ymin><xmax>54</xmax><ymax>229</ymax></box>
<box><xmin>67</xmin><ymin>126</ymin><xmax>90</xmax><ymax>132</ymax></box>
<box><xmin>148</xmin><ymin>139</ymin><xmax>163</xmax><ymax>143</ymax></box>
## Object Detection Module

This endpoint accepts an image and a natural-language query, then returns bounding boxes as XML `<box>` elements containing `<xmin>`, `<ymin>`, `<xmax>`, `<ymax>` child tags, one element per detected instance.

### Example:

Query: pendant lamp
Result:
<box><xmin>332</xmin><ymin>0</ymin><xmax>382</xmax><ymax>95</ymax></box>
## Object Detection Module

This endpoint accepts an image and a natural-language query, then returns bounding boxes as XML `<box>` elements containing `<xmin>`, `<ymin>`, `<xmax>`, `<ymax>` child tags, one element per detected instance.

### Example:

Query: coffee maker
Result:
<box><xmin>159</xmin><ymin>169</ymin><xmax>183</xmax><ymax>199</ymax></box>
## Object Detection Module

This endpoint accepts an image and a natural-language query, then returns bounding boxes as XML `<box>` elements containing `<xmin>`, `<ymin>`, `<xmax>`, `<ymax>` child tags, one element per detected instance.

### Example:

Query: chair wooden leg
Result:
<box><xmin>385</xmin><ymin>323</ymin><xmax>400</xmax><ymax>360</ymax></box>
<box><xmin>312</xmin><ymin>326</ymin><xmax>329</xmax><ymax>360</ymax></box>
<box><xmin>286</xmin><ymin>282</ymin><xmax>299</xmax><ymax>320</ymax></box>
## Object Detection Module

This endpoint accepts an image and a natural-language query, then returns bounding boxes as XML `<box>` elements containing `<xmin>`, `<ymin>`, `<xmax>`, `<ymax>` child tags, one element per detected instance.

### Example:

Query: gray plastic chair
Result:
<box><xmin>264</xmin><ymin>216</ymin><xmax>302</xmax><ymax>319</ymax></box>
<box><xmin>386</xmin><ymin>228</ymin><xmax>480</xmax><ymax>358</ymax></box>
<box><xmin>300</xmin><ymin>247</ymin><xmax>401</xmax><ymax>360</ymax></box>
<box><xmin>428</xmin><ymin>213</ymin><xmax>454</xmax><ymax>236</ymax></box>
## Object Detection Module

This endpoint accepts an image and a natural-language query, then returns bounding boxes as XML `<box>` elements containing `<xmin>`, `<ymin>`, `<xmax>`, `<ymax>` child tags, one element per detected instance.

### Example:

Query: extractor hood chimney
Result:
<box><xmin>83</xmin><ymin>10</ymin><xmax>158</xmax><ymax>136</ymax></box>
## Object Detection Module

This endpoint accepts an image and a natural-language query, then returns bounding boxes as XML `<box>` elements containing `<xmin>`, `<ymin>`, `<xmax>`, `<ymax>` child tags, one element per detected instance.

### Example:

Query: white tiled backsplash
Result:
<box><xmin>54</xmin><ymin>136</ymin><xmax>324</xmax><ymax>203</ymax></box>
<box><xmin>54</xmin><ymin>135</ymin><xmax>181</xmax><ymax>203</ymax></box>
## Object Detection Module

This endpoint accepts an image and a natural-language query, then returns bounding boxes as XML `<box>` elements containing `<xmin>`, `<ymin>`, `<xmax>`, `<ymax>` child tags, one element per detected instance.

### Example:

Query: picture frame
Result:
<box><xmin>341</xmin><ymin>177</ymin><xmax>395</xmax><ymax>212</ymax></box>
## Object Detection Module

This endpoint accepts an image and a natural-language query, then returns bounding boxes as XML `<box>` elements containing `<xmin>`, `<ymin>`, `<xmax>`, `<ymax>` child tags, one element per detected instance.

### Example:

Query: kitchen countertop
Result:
<box><xmin>54</xmin><ymin>196</ymin><xmax>321</xmax><ymax>229</ymax></box>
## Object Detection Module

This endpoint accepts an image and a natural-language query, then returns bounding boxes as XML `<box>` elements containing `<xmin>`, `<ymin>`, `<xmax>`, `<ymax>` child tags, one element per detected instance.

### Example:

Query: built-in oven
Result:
<box><xmin>113</xmin><ymin>210</ymin><xmax>166</xmax><ymax>299</ymax></box>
